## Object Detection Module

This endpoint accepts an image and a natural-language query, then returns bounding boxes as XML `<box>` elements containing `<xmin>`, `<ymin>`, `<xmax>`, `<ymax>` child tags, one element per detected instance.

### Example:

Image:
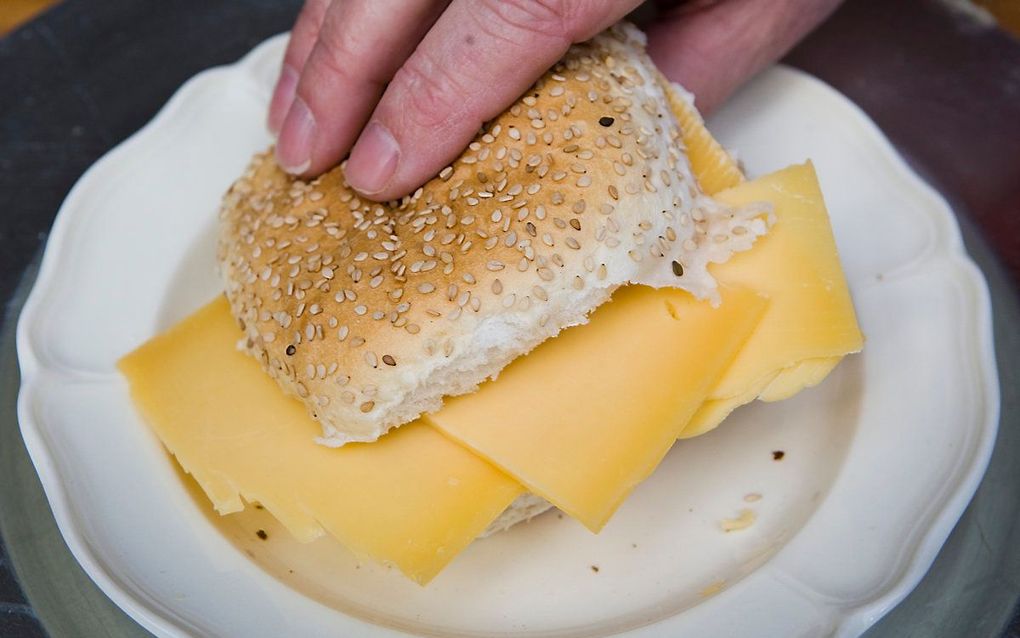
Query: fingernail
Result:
<box><xmin>276</xmin><ymin>97</ymin><xmax>315</xmax><ymax>174</ymax></box>
<box><xmin>346</xmin><ymin>122</ymin><xmax>400</xmax><ymax>195</ymax></box>
<box><xmin>268</xmin><ymin>64</ymin><xmax>298</xmax><ymax>134</ymax></box>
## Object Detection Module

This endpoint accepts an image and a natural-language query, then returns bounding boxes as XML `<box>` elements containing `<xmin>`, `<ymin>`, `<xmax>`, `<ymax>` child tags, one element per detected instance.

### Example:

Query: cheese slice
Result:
<box><xmin>758</xmin><ymin>357</ymin><xmax>841</xmax><ymax>402</ymax></box>
<box><xmin>666</xmin><ymin>81</ymin><xmax>745</xmax><ymax>195</ymax></box>
<box><xmin>119</xmin><ymin>298</ymin><xmax>523</xmax><ymax>584</ymax></box>
<box><xmin>681</xmin><ymin>163</ymin><xmax>863</xmax><ymax>437</ymax></box>
<box><xmin>424</xmin><ymin>285</ymin><xmax>768</xmax><ymax>531</ymax></box>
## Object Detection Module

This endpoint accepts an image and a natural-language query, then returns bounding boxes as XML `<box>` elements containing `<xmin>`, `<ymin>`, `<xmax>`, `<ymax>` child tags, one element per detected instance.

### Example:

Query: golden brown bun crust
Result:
<box><xmin>218</xmin><ymin>23</ymin><xmax>767</xmax><ymax>444</ymax></box>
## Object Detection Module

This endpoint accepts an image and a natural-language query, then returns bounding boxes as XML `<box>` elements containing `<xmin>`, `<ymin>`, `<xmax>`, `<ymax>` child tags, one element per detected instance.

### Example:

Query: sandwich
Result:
<box><xmin>120</xmin><ymin>22</ymin><xmax>863</xmax><ymax>584</ymax></box>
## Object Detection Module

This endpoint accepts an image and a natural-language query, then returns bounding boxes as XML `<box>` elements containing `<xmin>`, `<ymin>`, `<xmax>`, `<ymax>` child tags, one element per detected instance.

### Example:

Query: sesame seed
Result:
<box><xmin>382</xmin><ymin>354</ymin><xmax>396</xmax><ymax>366</ymax></box>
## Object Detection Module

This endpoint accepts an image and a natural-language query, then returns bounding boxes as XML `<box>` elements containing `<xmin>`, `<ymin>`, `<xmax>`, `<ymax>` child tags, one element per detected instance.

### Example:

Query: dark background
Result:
<box><xmin>0</xmin><ymin>0</ymin><xmax>1017</xmax><ymax>636</ymax></box>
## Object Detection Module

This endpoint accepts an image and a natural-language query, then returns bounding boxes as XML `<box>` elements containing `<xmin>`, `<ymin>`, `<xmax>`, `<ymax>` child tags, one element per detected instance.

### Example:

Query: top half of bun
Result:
<box><xmin>217</xmin><ymin>22</ymin><xmax>769</xmax><ymax>445</ymax></box>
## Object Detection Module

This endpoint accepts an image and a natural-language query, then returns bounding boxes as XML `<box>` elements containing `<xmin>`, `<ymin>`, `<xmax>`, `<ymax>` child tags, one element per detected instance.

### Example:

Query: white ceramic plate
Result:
<box><xmin>16</xmin><ymin>35</ymin><xmax>999</xmax><ymax>638</ymax></box>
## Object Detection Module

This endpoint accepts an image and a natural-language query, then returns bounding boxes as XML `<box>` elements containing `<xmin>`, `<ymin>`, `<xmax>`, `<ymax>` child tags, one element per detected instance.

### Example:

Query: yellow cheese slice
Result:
<box><xmin>758</xmin><ymin>357</ymin><xmax>841</xmax><ymax>402</ymax></box>
<box><xmin>665</xmin><ymin>80</ymin><xmax>745</xmax><ymax>195</ymax></box>
<box><xmin>681</xmin><ymin>162</ymin><xmax>863</xmax><ymax>437</ymax></box>
<box><xmin>118</xmin><ymin>298</ymin><xmax>523</xmax><ymax>584</ymax></box>
<box><xmin>690</xmin><ymin>372</ymin><xmax>781</xmax><ymax>435</ymax></box>
<box><xmin>424</xmin><ymin>285</ymin><xmax>768</xmax><ymax>531</ymax></box>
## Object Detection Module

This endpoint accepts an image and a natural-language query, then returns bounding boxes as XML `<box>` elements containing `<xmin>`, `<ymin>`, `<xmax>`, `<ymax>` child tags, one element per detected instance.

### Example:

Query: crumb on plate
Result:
<box><xmin>720</xmin><ymin>508</ymin><xmax>756</xmax><ymax>532</ymax></box>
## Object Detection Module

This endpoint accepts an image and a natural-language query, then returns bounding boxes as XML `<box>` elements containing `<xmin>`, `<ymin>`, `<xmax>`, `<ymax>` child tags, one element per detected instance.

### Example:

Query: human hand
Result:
<box><xmin>269</xmin><ymin>0</ymin><xmax>842</xmax><ymax>201</ymax></box>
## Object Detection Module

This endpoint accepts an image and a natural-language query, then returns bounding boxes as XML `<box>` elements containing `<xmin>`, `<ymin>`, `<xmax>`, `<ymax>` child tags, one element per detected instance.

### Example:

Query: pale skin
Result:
<box><xmin>270</xmin><ymin>0</ymin><xmax>843</xmax><ymax>201</ymax></box>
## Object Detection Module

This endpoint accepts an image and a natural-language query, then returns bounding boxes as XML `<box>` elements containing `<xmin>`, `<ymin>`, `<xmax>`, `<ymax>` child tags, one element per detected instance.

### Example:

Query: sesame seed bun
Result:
<box><xmin>218</xmin><ymin>22</ymin><xmax>768</xmax><ymax>445</ymax></box>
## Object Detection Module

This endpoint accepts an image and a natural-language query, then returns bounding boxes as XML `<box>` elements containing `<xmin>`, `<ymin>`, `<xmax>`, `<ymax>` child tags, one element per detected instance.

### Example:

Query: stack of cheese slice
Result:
<box><xmin>120</xmin><ymin>103</ymin><xmax>862</xmax><ymax>584</ymax></box>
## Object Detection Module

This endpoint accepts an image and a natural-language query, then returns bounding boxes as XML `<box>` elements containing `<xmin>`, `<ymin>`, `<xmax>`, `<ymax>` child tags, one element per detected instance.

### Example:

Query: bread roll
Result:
<box><xmin>218</xmin><ymin>23</ymin><xmax>768</xmax><ymax>445</ymax></box>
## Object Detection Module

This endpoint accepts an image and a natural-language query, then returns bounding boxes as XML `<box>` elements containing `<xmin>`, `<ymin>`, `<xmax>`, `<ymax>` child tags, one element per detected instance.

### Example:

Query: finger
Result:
<box><xmin>646</xmin><ymin>0</ymin><xmax>843</xmax><ymax>114</ymax></box>
<box><xmin>344</xmin><ymin>0</ymin><xmax>642</xmax><ymax>200</ymax></box>
<box><xmin>268</xmin><ymin>0</ymin><xmax>331</xmax><ymax>134</ymax></box>
<box><xmin>275</xmin><ymin>0</ymin><xmax>449</xmax><ymax>175</ymax></box>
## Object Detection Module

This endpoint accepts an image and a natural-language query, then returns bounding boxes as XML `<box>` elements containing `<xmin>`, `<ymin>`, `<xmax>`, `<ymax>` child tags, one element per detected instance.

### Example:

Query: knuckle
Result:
<box><xmin>391</xmin><ymin>54</ymin><xmax>473</xmax><ymax>130</ymax></box>
<box><xmin>306</xmin><ymin>18</ymin><xmax>389</xmax><ymax>90</ymax></box>
<box><xmin>318</xmin><ymin>24</ymin><xmax>363</xmax><ymax>75</ymax></box>
<box><xmin>475</xmin><ymin>0</ymin><xmax>578</xmax><ymax>41</ymax></box>
<box><xmin>284</xmin><ymin>0</ymin><xmax>330</xmax><ymax>64</ymax></box>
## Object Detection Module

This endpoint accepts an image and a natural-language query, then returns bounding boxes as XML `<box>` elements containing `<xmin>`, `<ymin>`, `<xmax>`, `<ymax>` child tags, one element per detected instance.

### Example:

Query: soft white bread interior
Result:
<box><xmin>218</xmin><ymin>22</ymin><xmax>768</xmax><ymax>445</ymax></box>
<box><xmin>480</xmin><ymin>493</ymin><xmax>554</xmax><ymax>538</ymax></box>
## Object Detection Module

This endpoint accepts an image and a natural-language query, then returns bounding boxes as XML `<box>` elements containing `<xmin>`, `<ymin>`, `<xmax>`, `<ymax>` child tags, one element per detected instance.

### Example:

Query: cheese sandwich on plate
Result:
<box><xmin>119</xmin><ymin>22</ymin><xmax>863</xmax><ymax>584</ymax></box>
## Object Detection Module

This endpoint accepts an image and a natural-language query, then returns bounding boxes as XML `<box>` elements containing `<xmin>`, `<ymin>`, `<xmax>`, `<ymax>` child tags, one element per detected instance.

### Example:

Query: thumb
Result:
<box><xmin>645</xmin><ymin>0</ymin><xmax>842</xmax><ymax>114</ymax></box>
